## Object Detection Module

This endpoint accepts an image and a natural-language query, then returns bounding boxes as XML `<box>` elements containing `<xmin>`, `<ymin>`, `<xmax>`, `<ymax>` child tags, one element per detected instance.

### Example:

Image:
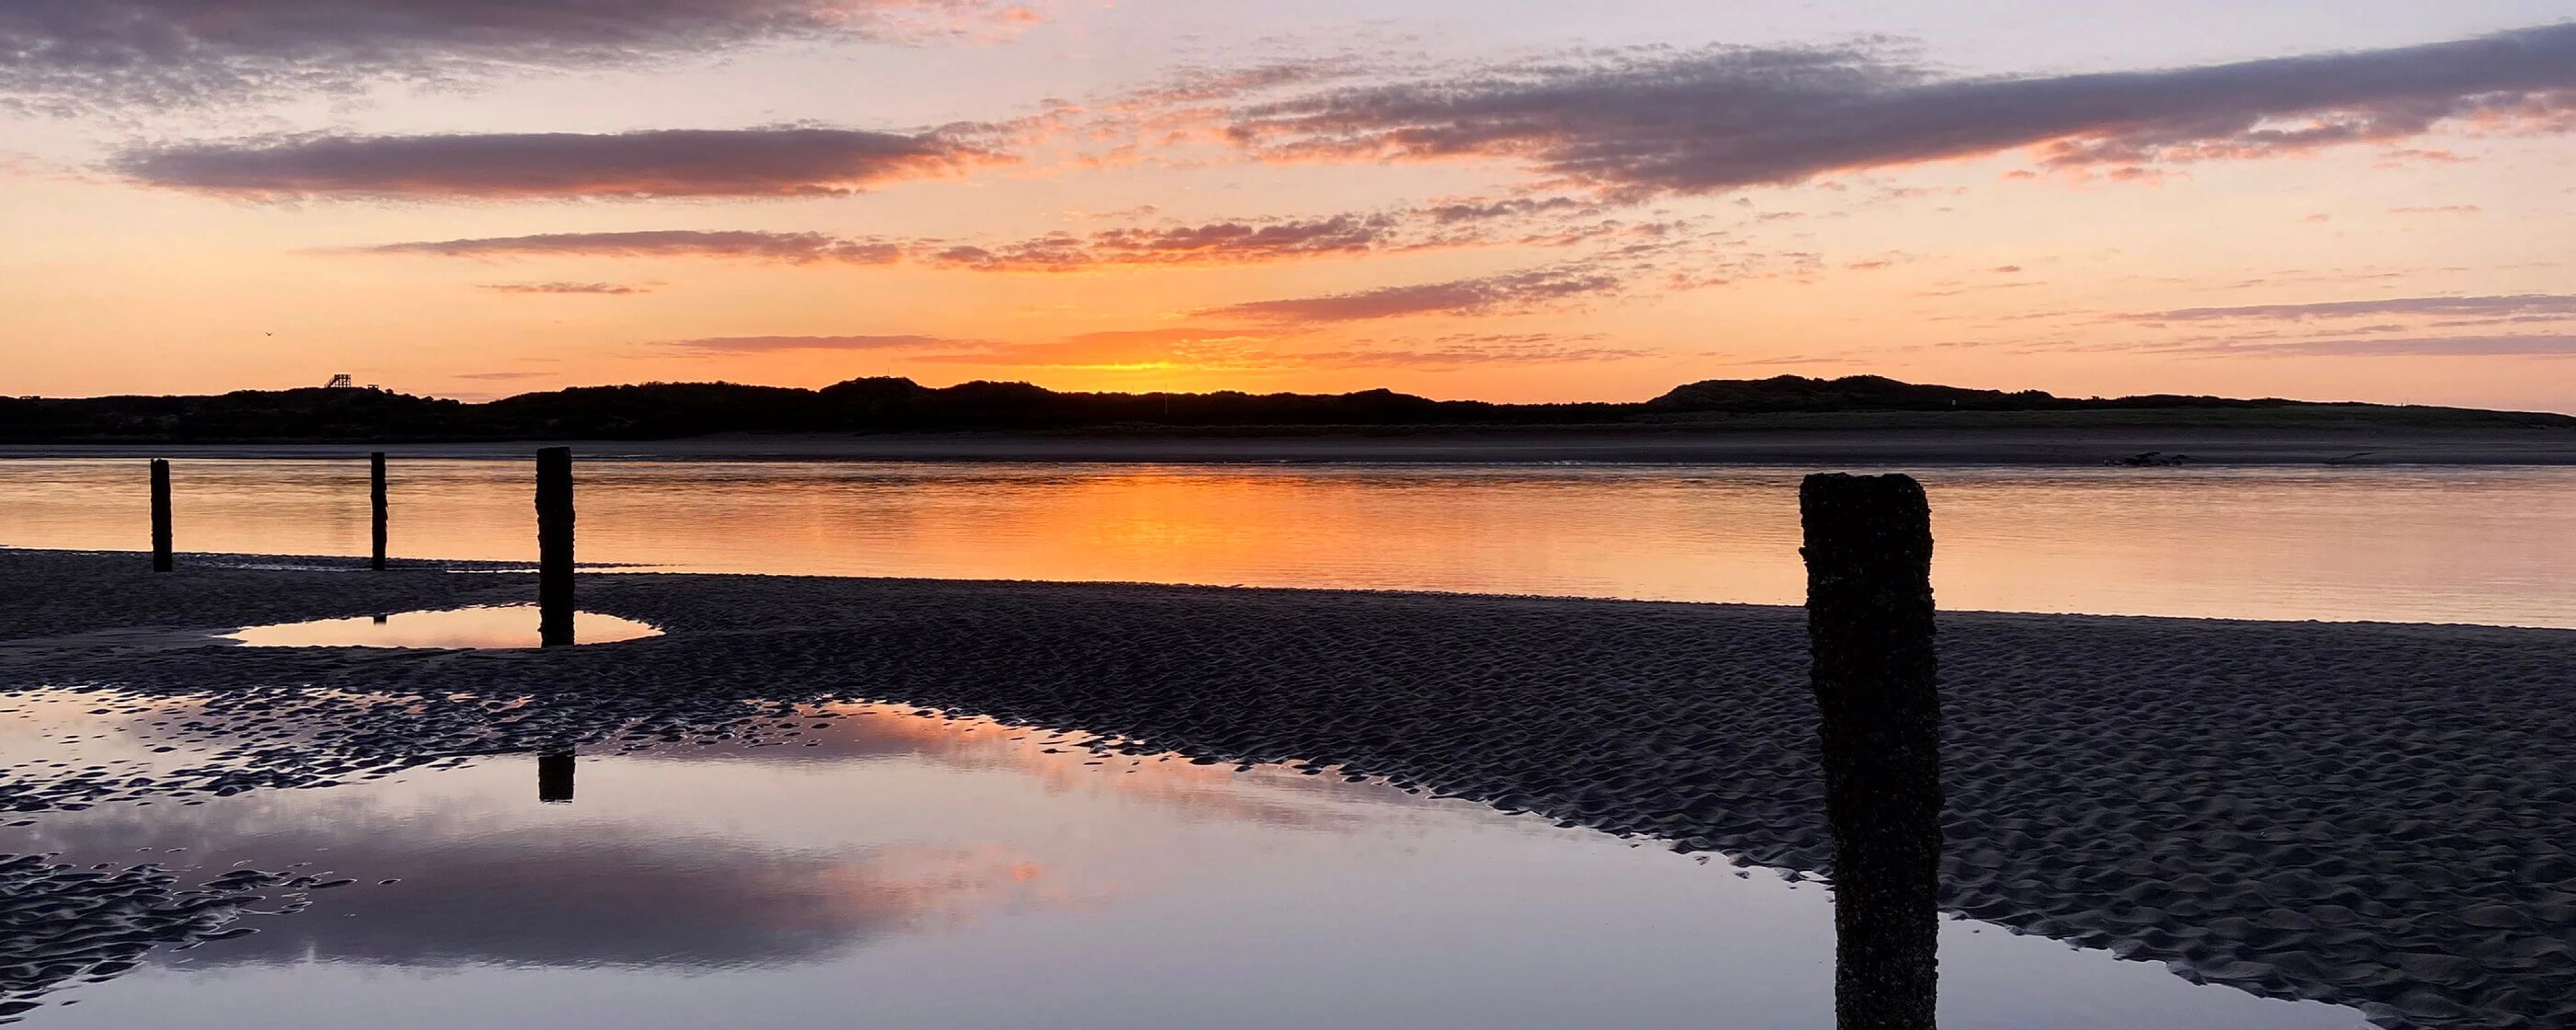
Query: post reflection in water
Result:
<box><xmin>537</xmin><ymin>753</ymin><xmax>575</xmax><ymax>804</ymax></box>
<box><xmin>1802</xmin><ymin>473</ymin><xmax>1943</xmax><ymax>1030</ymax></box>
<box><xmin>0</xmin><ymin>693</ymin><xmax>2379</xmax><ymax>1029</ymax></box>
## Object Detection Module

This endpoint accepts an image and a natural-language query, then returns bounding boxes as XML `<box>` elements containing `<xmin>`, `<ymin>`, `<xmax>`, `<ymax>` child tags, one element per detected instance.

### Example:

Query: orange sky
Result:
<box><xmin>4</xmin><ymin>3</ymin><xmax>2573</xmax><ymax>411</ymax></box>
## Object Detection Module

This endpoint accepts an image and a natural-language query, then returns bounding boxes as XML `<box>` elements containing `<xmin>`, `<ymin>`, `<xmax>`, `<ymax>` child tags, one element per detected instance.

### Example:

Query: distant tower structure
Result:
<box><xmin>324</xmin><ymin>373</ymin><xmax>354</xmax><ymax>389</ymax></box>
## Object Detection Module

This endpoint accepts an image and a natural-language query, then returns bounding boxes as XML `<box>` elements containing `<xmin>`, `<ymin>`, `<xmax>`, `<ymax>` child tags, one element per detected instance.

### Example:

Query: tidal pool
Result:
<box><xmin>0</xmin><ymin>698</ymin><xmax>2365</xmax><ymax>1030</ymax></box>
<box><xmin>220</xmin><ymin>606</ymin><xmax>662</xmax><ymax>650</ymax></box>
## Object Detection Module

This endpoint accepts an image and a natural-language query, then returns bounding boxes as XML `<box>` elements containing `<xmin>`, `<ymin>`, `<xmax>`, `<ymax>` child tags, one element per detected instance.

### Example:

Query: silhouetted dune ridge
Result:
<box><xmin>2</xmin><ymin>374</ymin><xmax>2567</xmax><ymax>442</ymax></box>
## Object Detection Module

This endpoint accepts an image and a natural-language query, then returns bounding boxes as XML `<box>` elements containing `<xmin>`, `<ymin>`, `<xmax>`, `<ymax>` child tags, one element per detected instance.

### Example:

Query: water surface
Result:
<box><xmin>3</xmin><ymin>459</ymin><xmax>2569</xmax><ymax>626</ymax></box>
<box><xmin>222</xmin><ymin>606</ymin><xmax>662</xmax><ymax>649</ymax></box>
<box><xmin>0</xmin><ymin>694</ymin><xmax>2362</xmax><ymax>1030</ymax></box>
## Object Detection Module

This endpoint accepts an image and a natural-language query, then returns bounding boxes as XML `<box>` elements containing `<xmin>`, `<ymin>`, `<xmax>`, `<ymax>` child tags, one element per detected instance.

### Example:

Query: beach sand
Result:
<box><xmin>4</xmin><ymin>548</ymin><xmax>2573</xmax><ymax>1029</ymax></box>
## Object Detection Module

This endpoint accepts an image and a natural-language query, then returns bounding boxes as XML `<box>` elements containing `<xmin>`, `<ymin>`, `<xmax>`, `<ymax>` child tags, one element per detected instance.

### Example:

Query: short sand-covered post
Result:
<box><xmin>370</xmin><ymin>451</ymin><xmax>388</xmax><ymax>571</ymax></box>
<box><xmin>1801</xmin><ymin>472</ymin><xmax>1941</xmax><ymax>1030</ymax></box>
<box><xmin>538</xmin><ymin>751</ymin><xmax>575</xmax><ymax>803</ymax></box>
<box><xmin>536</xmin><ymin>446</ymin><xmax>574</xmax><ymax>647</ymax></box>
<box><xmin>149</xmin><ymin>458</ymin><xmax>172</xmax><ymax>572</ymax></box>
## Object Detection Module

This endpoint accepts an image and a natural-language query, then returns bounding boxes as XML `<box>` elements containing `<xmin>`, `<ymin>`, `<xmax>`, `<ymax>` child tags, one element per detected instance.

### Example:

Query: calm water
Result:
<box><xmin>223</xmin><ymin>606</ymin><xmax>663</xmax><ymax>649</ymax></box>
<box><xmin>0</xmin><ymin>692</ymin><xmax>2362</xmax><ymax>1030</ymax></box>
<box><xmin>3</xmin><ymin>458</ymin><xmax>2572</xmax><ymax>626</ymax></box>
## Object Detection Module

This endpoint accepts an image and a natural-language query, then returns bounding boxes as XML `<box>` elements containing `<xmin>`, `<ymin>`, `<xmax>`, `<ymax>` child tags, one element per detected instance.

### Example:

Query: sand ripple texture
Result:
<box><xmin>4</xmin><ymin>549</ymin><xmax>2573</xmax><ymax>1030</ymax></box>
<box><xmin>0</xmin><ymin>856</ymin><xmax>325</xmax><ymax>1019</ymax></box>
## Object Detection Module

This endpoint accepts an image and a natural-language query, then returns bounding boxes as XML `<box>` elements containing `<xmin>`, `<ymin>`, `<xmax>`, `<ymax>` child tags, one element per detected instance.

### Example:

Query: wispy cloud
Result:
<box><xmin>1192</xmin><ymin>265</ymin><xmax>1623</xmax><ymax>322</ymax></box>
<box><xmin>117</xmin><ymin>128</ymin><xmax>1008</xmax><ymax>200</ymax></box>
<box><xmin>665</xmin><ymin>334</ymin><xmax>972</xmax><ymax>353</ymax></box>
<box><xmin>1418</xmin><ymin>196</ymin><xmax>1599</xmax><ymax>224</ymax></box>
<box><xmin>480</xmin><ymin>281</ymin><xmax>650</xmax><ymax>295</ymax></box>
<box><xmin>911</xmin><ymin>328</ymin><xmax>1278</xmax><ymax>367</ymax></box>
<box><xmin>1200</xmin><ymin>23</ymin><xmax>2576</xmax><ymax>197</ymax></box>
<box><xmin>0</xmin><ymin>1</ymin><xmax>1041</xmax><ymax>112</ymax></box>
<box><xmin>366</xmin><ymin>230</ymin><xmax>904</xmax><ymax>263</ymax></box>
<box><xmin>2130</xmin><ymin>294</ymin><xmax>2576</xmax><ymax>321</ymax></box>
<box><xmin>1290</xmin><ymin>340</ymin><xmax>1656</xmax><ymax>368</ymax></box>
<box><xmin>357</xmin><ymin>197</ymin><xmax>1665</xmax><ymax>270</ymax></box>
<box><xmin>921</xmin><ymin>202</ymin><xmax>1662</xmax><ymax>270</ymax></box>
<box><xmin>928</xmin><ymin>215</ymin><xmax>1399</xmax><ymax>271</ymax></box>
<box><xmin>907</xmin><ymin>326</ymin><xmax>1649</xmax><ymax>369</ymax></box>
<box><xmin>2201</xmin><ymin>334</ymin><xmax>2576</xmax><ymax>357</ymax></box>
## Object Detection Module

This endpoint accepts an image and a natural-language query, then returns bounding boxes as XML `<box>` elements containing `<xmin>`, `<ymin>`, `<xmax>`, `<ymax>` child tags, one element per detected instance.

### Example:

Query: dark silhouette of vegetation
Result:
<box><xmin>1649</xmin><ymin>374</ymin><xmax>2293</xmax><ymax>414</ymax></box>
<box><xmin>0</xmin><ymin>375</ymin><xmax>2566</xmax><ymax>443</ymax></box>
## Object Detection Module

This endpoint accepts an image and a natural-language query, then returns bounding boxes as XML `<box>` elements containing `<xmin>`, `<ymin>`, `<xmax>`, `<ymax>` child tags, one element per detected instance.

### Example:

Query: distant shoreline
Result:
<box><xmin>11</xmin><ymin>375</ymin><xmax>2571</xmax><ymax>457</ymax></box>
<box><xmin>5</xmin><ymin>423</ymin><xmax>2575</xmax><ymax>465</ymax></box>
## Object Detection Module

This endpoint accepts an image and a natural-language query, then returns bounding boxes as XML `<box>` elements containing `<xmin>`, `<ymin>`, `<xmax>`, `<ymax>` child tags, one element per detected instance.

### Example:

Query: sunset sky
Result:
<box><xmin>4</xmin><ymin>2</ymin><xmax>2573</xmax><ymax>410</ymax></box>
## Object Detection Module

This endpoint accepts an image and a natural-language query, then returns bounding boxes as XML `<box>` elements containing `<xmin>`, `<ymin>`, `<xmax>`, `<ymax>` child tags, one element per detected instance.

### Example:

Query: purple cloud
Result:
<box><xmin>1215</xmin><ymin>23</ymin><xmax>2576</xmax><ymax>196</ymax></box>
<box><xmin>1091</xmin><ymin>215</ymin><xmax>1396</xmax><ymax>260</ymax></box>
<box><xmin>2209</xmin><ymin>334</ymin><xmax>2576</xmax><ymax>357</ymax></box>
<box><xmin>1292</xmin><ymin>341</ymin><xmax>1655</xmax><ymax>368</ymax></box>
<box><xmin>366</xmin><ymin>230</ymin><xmax>904</xmax><ymax>263</ymax></box>
<box><xmin>356</xmin><ymin>196</ymin><xmax>1642</xmax><ymax>270</ymax></box>
<box><xmin>0</xmin><ymin>1</ymin><xmax>1040</xmax><ymax>110</ymax></box>
<box><xmin>117</xmin><ymin>128</ymin><xmax>1005</xmax><ymax>199</ymax></box>
<box><xmin>1194</xmin><ymin>265</ymin><xmax>1623</xmax><ymax>322</ymax></box>
<box><xmin>1419</xmin><ymin>196</ymin><xmax>1598</xmax><ymax>224</ymax></box>
<box><xmin>928</xmin><ymin>215</ymin><xmax>1400</xmax><ymax>271</ymax></box>
<box><xmin>2133</xmin><ymin>294</ymin><xmax>2576</xmax><ymax>321</ymax></box>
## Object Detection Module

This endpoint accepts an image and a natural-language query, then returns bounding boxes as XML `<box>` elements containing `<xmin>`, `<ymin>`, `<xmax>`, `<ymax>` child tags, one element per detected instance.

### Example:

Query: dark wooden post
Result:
<box><xmin>538</xmin><ymin>751</ymin><xmax>575</xmax><ymax>803</ymax></box>
<box><xmin>1801</xmin><ymin>472</ymin><xmax>1941</xmax><ymax>1030</ymax></box>
<box><xmin>370</xmin><ymin>451</ymin><xmax>388</xmax><ymax>570</ymax></box>
<box><xmin>536</xmin><ymin>446</ymin><xmax>574</xmax><ymax>646</ymax></box>
<box><xmin>149</xmin><ymin>458</ymin><xmax>172</xmax><ymax>572</ymax></box>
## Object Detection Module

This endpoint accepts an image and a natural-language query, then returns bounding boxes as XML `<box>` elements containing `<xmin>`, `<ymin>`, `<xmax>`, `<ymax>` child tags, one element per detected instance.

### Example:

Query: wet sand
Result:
<box><xmin>5</xmin><ymin>422</ymin><xmax>2576</xmax><ymax>465</ymax></box>
<box><xmin>4</xmin><ymin>548</ymin><xmax>2573</xmax><ymax>1029</ymax></box>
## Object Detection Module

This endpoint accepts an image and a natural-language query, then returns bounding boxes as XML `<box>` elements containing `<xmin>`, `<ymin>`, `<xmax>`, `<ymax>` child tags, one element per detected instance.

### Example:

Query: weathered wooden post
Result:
<box><xmin>370</xmin><ymin>451</ymin><xmax>388</xmax><ymax>571</ymax></box>
<box><xmin>536</xmin><ymin>446</ymin><xmax>574</xmax><ymax>646</ymax></box>
<box><xmin>1801</xmin><ymin>472</ymin><xmax>1941</xmax><ymax>1030</ymax></box>
<box><xmin>538</xmin><ymin>751</ymin><xmax>575</xmax><ymax>803</ymax></box>
<box><xmin>149</xmin><ymin>458</ymin><xmax>172</xmax><ymax>572</ymax></box>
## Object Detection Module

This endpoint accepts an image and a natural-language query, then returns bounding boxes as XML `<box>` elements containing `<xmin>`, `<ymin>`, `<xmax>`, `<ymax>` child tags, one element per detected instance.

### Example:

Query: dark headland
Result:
<box><xmin>6</xmin><ymin>374</ymin><xmax>2573</xmax><ymax>464</ymax></box>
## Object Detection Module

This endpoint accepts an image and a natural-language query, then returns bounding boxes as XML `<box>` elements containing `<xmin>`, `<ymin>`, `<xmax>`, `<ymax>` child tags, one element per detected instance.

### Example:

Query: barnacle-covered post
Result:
<box><xmin>1801</xmin><ymin>472</ymin><xmax>1942</xmax><ymax>1030</ymax></box>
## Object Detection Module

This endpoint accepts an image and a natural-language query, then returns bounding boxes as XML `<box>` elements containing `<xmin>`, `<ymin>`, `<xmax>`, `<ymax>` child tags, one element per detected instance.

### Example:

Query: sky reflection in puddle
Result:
<box><xmin>0</xmin><ymin>702</ymin><xmax>2367</xmax><ymax>1030</ymax></box>
<box><xmin>219</xmin><ymin>606</ymin><xmax>661</xmax><ymax>650</ymax></box>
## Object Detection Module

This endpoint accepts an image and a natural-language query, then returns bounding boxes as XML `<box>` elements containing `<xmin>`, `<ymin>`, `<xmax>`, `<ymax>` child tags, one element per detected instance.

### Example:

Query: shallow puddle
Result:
<box><xmin>219</xmin><ymin>606</ymin><xmax>661</xmax><ymax>649</ymax></box>
<box><xmin>0</xmin><ymin>699</ymin><xmax>2366</xmax><ymax>1030</ymax></box>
